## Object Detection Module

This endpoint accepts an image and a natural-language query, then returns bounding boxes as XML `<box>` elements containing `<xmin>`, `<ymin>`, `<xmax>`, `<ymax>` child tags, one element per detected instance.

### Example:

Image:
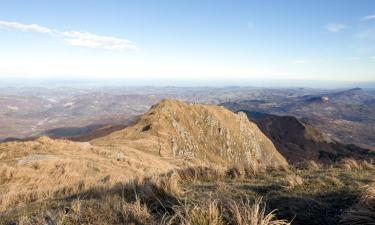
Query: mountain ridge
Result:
<box><xmin>92</xmin><ymin>99</ymin><xmax>288</xmax><ymax>167</ymax></box>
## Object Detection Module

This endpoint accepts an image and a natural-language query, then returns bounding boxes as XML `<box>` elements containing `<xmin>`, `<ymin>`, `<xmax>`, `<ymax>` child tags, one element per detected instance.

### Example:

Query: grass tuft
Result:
<box><xmin>228</xmin><ymin>198</ymin><xmax>291</xmax><ymax>225</ymax></box>
<box><xmin>282</xmin><ymin>174</ymin><xmax>304</xmax><ymax>189</ymax></box>
<box><xmin>338</xmin><ymin>158</ymin><xmax>362</xmax><ymax>170</ymax></box>
<box><xmin>296</xmin><ymin>160</ymin><xmax>321</xmax><ymax>171</ymax></box>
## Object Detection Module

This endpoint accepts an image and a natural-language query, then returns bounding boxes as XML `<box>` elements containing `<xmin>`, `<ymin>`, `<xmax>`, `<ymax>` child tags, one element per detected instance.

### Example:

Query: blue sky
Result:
<box><xmin>0</xmin><ymin>0</ymin><xmax>374</xmax><ymax>84</ymax></box>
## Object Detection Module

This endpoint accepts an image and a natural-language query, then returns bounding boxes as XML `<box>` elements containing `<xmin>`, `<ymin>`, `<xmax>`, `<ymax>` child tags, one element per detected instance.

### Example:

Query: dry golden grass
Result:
<box><xmin>282</xmin><ymin>174</ymin><xmax>304</xmax><ymax>189</ymax></box>
<box><xmin>225</xmin><ymin>162</ymin><xmax>266</xmax><ymax>180</ymax></box>
<box><xmin>340</xmin><ymin>184</ymin><xmax>375</xmax><ymax>225</ymax></box>
<box><xmin>229</xmin><ymin>198</ymin><xmax>291</xmax><ymax>225</ymax></box>
<box><xmin>0</xmin><ymin>100</ymin><xmax>289</xmax><ymax>212</ymax></box>
<box><xmin>297</xmin><ymin>160</ymin><xmax>321</xmax><ymax>171</ymax></box>
<box><xmin>168</xmin><ymin>199</ymin><xmax>224</xmax><ymax>225</ymax></box>
<box><xmin>337</xmin><ymin>158</ymin><xmax>375</xmax><ymax>171</ymax></box>
<box><xmin>3</xmin><ymin>163</ymin><xmax>374</xmax><ymax>225</ymax></box>
<box><xmin>13</xmin><ymin>199</ymin><xmax>290</xmax><ymax>225</ymax></box>
<box><xmin>176</xmin><ymin>166</ymin><xmax>226</xmax><ymax>183</ymax></box>
<box><xmin>338</xmin><ymin>158</ymin><xmax>363</xmax><ymax>170</ymax></box>
<box><xmin>163</xmin><ymin>198</ymin><xmax>291</xmax><ymax>225</ymax></box>
<box><xmin>0</xmin><ymin>136</ymin><xmax>181</xmax><ymax>211</ymax></box>
<box><xmin>2</xmin><ymin>165</ymin><xmax>296</xmax><ymax>225</ymax></box>
<box><xmin>121</xmin><ymin>199</ymin><xmax>154</xmax><ymax>225</ymax></box>
<box><xmin>136</xmin><ymin>171</ymin><xmax>184</xmax><ymax>198</ymax></box>
<box><xmin>361</xmin><ymin>161</ymin><xmax>375</xmax><ymax>170</ymax></box>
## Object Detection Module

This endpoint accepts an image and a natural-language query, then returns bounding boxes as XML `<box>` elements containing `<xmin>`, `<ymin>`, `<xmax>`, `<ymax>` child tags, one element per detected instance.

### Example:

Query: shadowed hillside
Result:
<box><xmin>243</xmin><ymin>111</ymin><xmax>375</xmax><ymax>164</ymax></box>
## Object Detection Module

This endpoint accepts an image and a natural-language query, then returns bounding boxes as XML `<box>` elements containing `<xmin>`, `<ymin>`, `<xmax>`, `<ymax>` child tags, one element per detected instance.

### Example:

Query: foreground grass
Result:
<box><xmin>1</xmin><ymin>162</ymin><xmax>374</xmax><ymax>225</ymax></box>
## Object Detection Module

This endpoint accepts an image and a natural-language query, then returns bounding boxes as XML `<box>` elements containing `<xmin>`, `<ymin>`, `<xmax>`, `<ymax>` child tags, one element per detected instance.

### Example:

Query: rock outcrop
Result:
<box><xmin>92</xmin><ymin>99</ymin><xmax>287</xmax><ymax>168</ymax></box>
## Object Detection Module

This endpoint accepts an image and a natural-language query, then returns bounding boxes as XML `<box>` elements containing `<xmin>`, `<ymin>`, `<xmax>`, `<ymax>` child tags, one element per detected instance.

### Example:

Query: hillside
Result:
<box><xmin>92</xmin><ymin>99</ymin><xmax>287</xmax><ymax>167</ymax></box>
<box><xmin>0</xmin><ymin>136</ymin><xmax>183</xmax><ymax>212</ymax></box>
<box><xmin>0</xmin><ymin>99</ymin><xmax>287</xmax><ymax>212</ymax></box>
<box><xmin>243</xmin><ymin>111</ymin><xmax>375</xmax><ymax>164</ymax></box>
<box><xmin>1</xmin><ymin>100</ymin><xmax>374</xmax><ymax>225</ymax></box>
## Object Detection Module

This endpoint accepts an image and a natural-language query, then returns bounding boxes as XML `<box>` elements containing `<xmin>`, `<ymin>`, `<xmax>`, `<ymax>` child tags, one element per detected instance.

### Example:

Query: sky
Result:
<box><xmin>0</xmin><ymin>0</ymin><xmax>375</xmax><ymax>85</ymax></box>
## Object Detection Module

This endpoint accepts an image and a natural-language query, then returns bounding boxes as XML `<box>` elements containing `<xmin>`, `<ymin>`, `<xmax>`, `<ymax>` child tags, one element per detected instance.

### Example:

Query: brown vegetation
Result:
<box><xmin>1</xmin><ymin>163</ymin><xmax>374</xmax><ymax>225</ymax></box>
<box><xmin>338</xmin><ymin>158</ymin><xmax>375</xmax><ymax>170</ymax></box>
<box><xmin>282</xmin><ymin>174</ymin><xmax>304</xmax><ymax>189</ymax></box>
<box><xmin>1</xmin><ymin>100</ymin><xmax>374</xmax><ymax>225</ymax></box>
<box><xmin>340</xmin><ymin>184</ymin><xmax>375</xmax><ymax>224</ymax></box>
<box><xmin>2</xmin><ymin>165</ymin><xmax>294</xmax><ymax>225</ymax></box>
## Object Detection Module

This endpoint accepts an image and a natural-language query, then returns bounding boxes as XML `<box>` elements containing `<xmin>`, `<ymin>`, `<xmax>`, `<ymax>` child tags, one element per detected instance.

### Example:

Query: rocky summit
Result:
<box><xmin>92</xmin><ymin>99</ymin><xmax>287</xmax><ymax>168</ymax></box>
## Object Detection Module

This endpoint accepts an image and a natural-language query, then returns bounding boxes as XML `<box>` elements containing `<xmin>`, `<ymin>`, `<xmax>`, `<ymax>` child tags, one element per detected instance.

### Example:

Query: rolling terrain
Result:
<box><xmin>0</xmin><ymin>99</ymin><xmax>286</xmax><ymax>213</ymax></box>
<box><xmin>222</xmin><ymin>88</ymin><xmax>375</xmax><ymax>148</ymax></box>
<box><xmin>1</xmin><ymin>87</ymin><xmax>374</xmax><ymax>150</ymax></box>
<box><xmin>0</xmin><ymin>99</ymin><xmax>374</xmax><ymax>225</ymax></box>
<box><xmin>243</xmin><ymin>111</ymin><xmax>375</xmax><ymax>164</ymax></box>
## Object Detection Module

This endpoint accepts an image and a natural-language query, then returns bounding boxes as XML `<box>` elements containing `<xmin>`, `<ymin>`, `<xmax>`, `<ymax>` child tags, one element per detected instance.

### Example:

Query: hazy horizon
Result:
<box><xmin>1</xmin><ymin>77</ymin><xmax>375</xmax><ymax>89</ymax></box>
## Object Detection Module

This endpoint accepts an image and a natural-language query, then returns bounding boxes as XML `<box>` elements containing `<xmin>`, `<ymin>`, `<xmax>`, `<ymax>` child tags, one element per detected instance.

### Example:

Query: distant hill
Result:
<box><xmin>243</xmin><ymin>111</ymin><xmax>375</xmax><ymax>164</ymax></box>
<box><xmin>222</xmin><ymin>88</ymin><xmax>375</xmax><ymax>148</ymax></box>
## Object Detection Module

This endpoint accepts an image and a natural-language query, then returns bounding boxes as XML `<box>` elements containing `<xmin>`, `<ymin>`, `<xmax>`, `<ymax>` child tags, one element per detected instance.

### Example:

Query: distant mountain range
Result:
<box><xmin>1</xmin><ymin>87</ymin><xmax>374</xmax><ymax>150</ymax></box>
<box><xmin>222</xmin><ymin>88</ymin><xmax>375</xmax><ymax>148</ymax></box>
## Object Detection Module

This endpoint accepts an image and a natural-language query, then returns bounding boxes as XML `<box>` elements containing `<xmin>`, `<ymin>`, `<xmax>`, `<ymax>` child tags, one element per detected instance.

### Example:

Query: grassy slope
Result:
<box><xmin>1</xmin><ymin>163</ymin><xmax>374</xmax><ymax>225</ymax></box>
<box><xmin>183</xmin><ymin>167</ymin><xmax>374</xmax><ymax>225</ymax></box>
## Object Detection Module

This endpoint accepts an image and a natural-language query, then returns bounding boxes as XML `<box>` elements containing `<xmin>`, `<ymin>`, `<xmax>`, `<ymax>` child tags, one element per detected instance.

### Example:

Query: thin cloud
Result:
<box><xmin>361</xmin><ymin>14</ymin><xmax>375</xmax><ymax>21</ymax></box>
<box><xmin>325</xmin><ymin>23</ymin><xmax>347</xmax><ymax>33</ymax></box>
<box><xmin>0</xmin><ymin>20</ymin><xmax>52</xmax><ymax>34</ymax></box>
<box><xmin>0</xmin><ymin>20</ymin><xmax>137</xmax><ymax>51</ymax></box>
<box><xmin>61</xmin><ymin>31</ymin><xmax>137</xmax><ymax>51</ymax></box>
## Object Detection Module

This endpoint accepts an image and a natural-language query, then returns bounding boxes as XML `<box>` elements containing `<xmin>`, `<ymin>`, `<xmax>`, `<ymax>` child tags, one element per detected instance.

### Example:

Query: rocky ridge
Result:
<box><xmin>92</xmin><ymin>99</ymin><xmax>287</xmax><ymax>168</ymax></box>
